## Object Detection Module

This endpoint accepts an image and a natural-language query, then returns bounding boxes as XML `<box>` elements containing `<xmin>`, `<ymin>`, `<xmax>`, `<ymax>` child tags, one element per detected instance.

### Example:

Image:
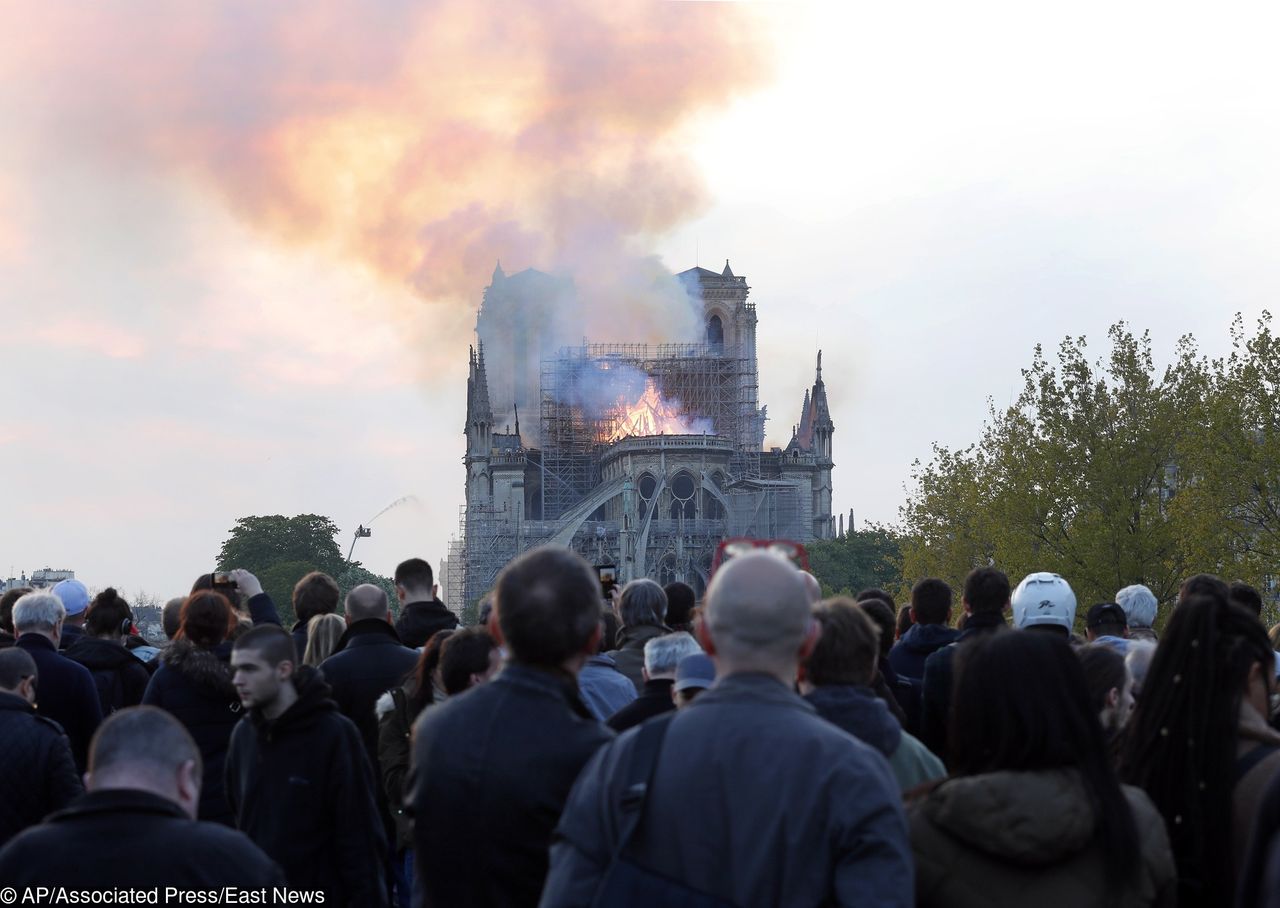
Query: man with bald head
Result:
<box><xmin>542</xmin><ymin>551</ymin><xmax>913</xmax><ymax>907</ymax></box>
<box><xmin>318</xmin><ymin>584</ymin><xmax>419</xmax><ymax>900</ymax></box>
<box><xmin>0</xmin><ymin>706</ymin><xmax>283</xmax><ymax>888</ymax></box>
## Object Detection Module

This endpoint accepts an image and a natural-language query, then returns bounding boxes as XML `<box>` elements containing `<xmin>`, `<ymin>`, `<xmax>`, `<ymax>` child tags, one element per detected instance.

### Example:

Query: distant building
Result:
<box><xmin>1</xmin><ymin>568</ymin><xmax>75</xmax><ymax>594</ymax></box>
<box><xmin>446</xmin><ymin>261</ymin><xmax>835</xmax><ymax>611</ymax></box>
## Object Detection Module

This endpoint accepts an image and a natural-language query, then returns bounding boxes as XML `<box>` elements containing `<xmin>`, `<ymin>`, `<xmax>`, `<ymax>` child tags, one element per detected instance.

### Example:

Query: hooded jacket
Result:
<box><xmin>141</xmin><ymin>639</ymin><xmax>242</xmax><ymax>825</ymax></box>
<box><xmin>806</xmin><ymin>684</ymin><xmax>945</xmax><ymax>792</ymax></box>
<box><xmin>0</xmin><ymin>691</ymin><xmax>82</xmax><ymax>846</ymax></box>
<box><xmin>64</xmin><ymin>636</ymin><xmax>151</xmax><ymax>715</ymax></box>
<box><xmin>394</xmin><ymin>598</ymin><xmax>457</xmax><ymax>649</ymax></box>
<box><xmin>0</xmin><ymin>789</ymin><xmax>284</xmax><ymax>890</ymax></box>
<box><xmin>909</xmin><ymin>769</ymin><xmax>1176</xmax><ymax>908</ymax></box>
<box><xmin>888</xmin><ymin>623</ymin><xmax>961</xmax><ymax>681</ymax></box>
<box><xmin>225</xmin><ymin>666</ymin><xmax>387</xmax><ymax>908</ymax></box>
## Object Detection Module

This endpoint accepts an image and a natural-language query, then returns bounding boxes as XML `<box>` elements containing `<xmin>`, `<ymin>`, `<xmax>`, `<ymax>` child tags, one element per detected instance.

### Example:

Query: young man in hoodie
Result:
<box><xmin>226</xmin><ymin>624</ymin><xmax>387</xmax><ymax>908</ymax></box>
<box><xmin>887</xmin><ymin>578</ymin><xmax>959</xmax><ymax>682</ymax></box>
<box><xmin>801</xmin><ymin>598</ymin><xmax>945</xmax><ymax>791</ymax></box>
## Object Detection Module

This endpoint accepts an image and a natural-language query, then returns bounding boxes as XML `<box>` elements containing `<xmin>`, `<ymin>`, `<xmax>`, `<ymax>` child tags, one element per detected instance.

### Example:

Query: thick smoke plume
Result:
<box><xmin>2</xmin><ymin>2</ymin><xmax>775</xmax><ymax>349</ymax></box>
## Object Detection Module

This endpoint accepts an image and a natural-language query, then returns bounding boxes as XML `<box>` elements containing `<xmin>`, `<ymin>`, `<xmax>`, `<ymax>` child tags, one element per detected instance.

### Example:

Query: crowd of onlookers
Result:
<box><xmin>2</xmin><ymin>550</ymin><xmax>1280</xmax><ymax>907</ymax></box>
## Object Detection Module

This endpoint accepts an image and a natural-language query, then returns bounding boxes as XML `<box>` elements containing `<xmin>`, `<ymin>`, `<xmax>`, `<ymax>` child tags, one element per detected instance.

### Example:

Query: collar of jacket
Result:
<box><xmin>49</xmin><ymin>788</ymin><xmax>188</xmax><ymax>824</ymax></box>
<box><xmin>334</xmin><ymin>617</ymin><xmax>406</xmax><ymax>652</ymax></box>
<box><xmin>403</xmin><ymin>598</ymin><xmax>451</xmax><ymax>615</ymax></box>
<box><xmin>615</xmin><ymin>623</ymin><xmax>671</xmax><ymax>649</ymax></box>
<box><xmin>640</xmin><ymin>677</ymin><xmax>676</xmax><ymax>698</ymax></box>
<box><xmin>499</xmin><ymin>663</ymin><xmax>595</xmax><ymax>720</ymax></box>
<box><xmin>15</xmin><ymin>633</ymin><xmax>56</xmax><ymax>653</ymax></box>
<box><xmin>959</xmin><ymin>611</ymin><xmax>1007</xmax><ymax>637</ymax></box>
<box><xmin>803</xmin><ymin>684</ymin><xmax>902</xmax><ymax>757</ymax></box>
<box><xmin>0</xmin><ymin>690</ymin><xmax>33</xmax><ymax>714</ymax></box>
<box><xmin>692</xmin><ymin>672</ymin><xmax>815</xmax><ymax>712</ymax></box>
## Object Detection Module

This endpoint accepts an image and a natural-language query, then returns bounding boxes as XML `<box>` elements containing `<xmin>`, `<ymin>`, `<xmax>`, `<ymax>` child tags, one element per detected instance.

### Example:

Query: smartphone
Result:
<box><xmin>212</xmin><ymin>571</ymin><xmax>236</xmax><ymax>588</ymax></box>
<box><xmin>596</xmin><ymin>564</ymin><xmax>618</xmax><ymax>599</ymax></box>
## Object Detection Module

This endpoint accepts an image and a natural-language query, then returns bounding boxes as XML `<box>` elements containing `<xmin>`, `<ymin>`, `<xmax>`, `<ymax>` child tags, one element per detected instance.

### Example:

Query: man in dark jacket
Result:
<box><xmin>609</xmin><ymin>579</ymin><xmax>671</xmax><ymax>692</ymax></box>
<box><xmin>542</xmin><ymin>551</ymin><xmax>913</xmax><ymax>908</ymax></box>
<box><xmin>0</xmin><ymin>649</ymin><xmax>82</xmax><ymax>846</ymax></box>
<box><xmin>920</xmin><ymin>567</ymin><xmax>1010</xmax><ymax>763</ymax></box>
<box><xmin>290</xmin><ymin>571</ymin><xmax>341</xmax><ymax>659</ymax></box>
<box><xmin>319</xmin><ymin>583</ymin><xmax>419</xmax><ymax>902</ymax></box>
<box><xmin>0</xmin><ymin>706</ymin><xmax>283</xmax><ymax>889</ymax></box>
<box><xmin>12</xmin><ymin>592</ymin><xmax>102</xmax><ymax>772</ymax></box>
<box><xmin>606</xmin><ymin>631</ymin><xmax>701</xmax><ymax>732</ymax></box>
<box><xmin>888</xmin><ymin>578</ymin><xmax>959</xmax><ymax>681</ymax></box>
<box><xmin>392</xmin><ymin>558</ymin><xmax>457</xmax><ymax>648</ymax></box>
<box><xmin>412</xmin><ymin>547</ymin><xmax>613</xmax><ymax>908</ymax></box>
<box><xmin>227</xmin><ymin>624</ymin><xmax>387</xmax><ymax>907</ymax></box>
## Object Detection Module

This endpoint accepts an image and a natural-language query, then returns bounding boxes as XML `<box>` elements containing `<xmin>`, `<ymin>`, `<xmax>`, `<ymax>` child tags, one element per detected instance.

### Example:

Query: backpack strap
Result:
<box><xmin>1236</xmin><ymin>743</ymin><xmax>1280</xmax><ymax>783</ymax></box>
<box><xmin>611</xmin><ymin>713</ymin><xmax>676</xmax><ymax>862</ymax></box>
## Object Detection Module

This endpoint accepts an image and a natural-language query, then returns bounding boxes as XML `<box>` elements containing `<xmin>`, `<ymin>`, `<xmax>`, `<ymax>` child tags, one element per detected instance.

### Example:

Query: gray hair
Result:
<box><xmin>13</xmin><ymin>592</ymin><xmax>66</xmax><ymax>634</ymax></box>
<box><xmin>619</xmin><ymin>579</ymin><xmax>667</xmax><ymax>628</ymax></box>
<box><xmin>643</xmin><ymin>632</ymin><xmax>702</xmax><ymax>677</ymax></box>
<box><xmin>1116</xmin><ymin>584</ymin><xmax>1158</xmax><ymax>628</ymax></box>
<box><xmin>1125</xmin><ymin>640</ymin><xmax>1158</xmax><ymax>698</ymax></box>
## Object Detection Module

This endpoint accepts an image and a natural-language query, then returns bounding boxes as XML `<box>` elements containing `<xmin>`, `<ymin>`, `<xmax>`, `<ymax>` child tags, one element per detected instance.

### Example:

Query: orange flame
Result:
<box><xmin>606</xmin><ymin>379</ymin><xmax>709</xmax><ymax>443</ymax></box>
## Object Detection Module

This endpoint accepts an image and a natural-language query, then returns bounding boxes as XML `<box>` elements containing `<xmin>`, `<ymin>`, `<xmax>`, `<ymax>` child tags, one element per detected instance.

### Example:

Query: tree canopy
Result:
<box><xmin>806</xmin><ymin>527</ymin><xmax>903</xmax><ymax>600</ymax></box>
<box><xmin>898</xmin><ymin>314</ymin><xmax>1280</xmax><ymax>627</ymax></box>
<box><xmin>216</xmin><ymin>514</ymin><xmax>395</xmax><ymax>626</ymax></box>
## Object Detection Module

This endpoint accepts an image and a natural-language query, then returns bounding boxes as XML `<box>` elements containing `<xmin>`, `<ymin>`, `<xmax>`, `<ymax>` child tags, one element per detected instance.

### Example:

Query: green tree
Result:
<box><xmin>216</xmin><ymin>514</ymin><xmax>396</xmax><ymax>626</ymax></box>
<box><xmin>899</xmin><ymin>323</ymin><xmax>1194</xmax><ymax>618</ymax></box>
<box><xmin>807</xmin><ymin>527</ymin><xmax>904</xmax><ymax>599</ymax></box>
<box><xmin>217</xmin><ymin>514</ymin><xmax>346</xmax><ymax>578</ymax></box>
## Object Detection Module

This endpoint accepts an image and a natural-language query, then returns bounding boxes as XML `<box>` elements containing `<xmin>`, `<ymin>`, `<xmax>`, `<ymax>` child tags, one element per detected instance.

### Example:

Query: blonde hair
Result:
<box><xmin>303</xmin><ymin>613</ymin><xmax>347</xmax><ymax>667</ymax></box>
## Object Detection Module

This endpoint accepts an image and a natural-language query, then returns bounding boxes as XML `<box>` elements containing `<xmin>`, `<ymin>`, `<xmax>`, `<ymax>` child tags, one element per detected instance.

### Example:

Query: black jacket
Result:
<box><xmin>290</xmin><ymin>619</ymin><xmax>311</xmax><ymax>662</ymax></box>
<box><xmin>64</xmin><ymin>636</ymin><xmax>151</xmax><ymax>715</ymax></box>
<box><xmin>920</xmin><ymin>611</ymin><xmax>1008</xmax><ymax>763</ymax></box>
<box><xmin>394</xmin><ymin>598</ymin><xmax>457</xmax><ymax>649</ymax></box>
<box><xmin>14</xmin><ymin>634</ymin><xmax>102</xmax><ymax>773</ymax></box>
<box><xmin>0</xmin><ymin>789</ymin><xmax>284</xmax><ymax>889</ymax></box>
<box><xmin>226</xmin><ymin>667</ymin><xmax>387</xmax><ymax>908</ymax></box>
<box><xmin>606</xmin><ymin>677</ymin><xmax>675</xmax><ymax>732</ymax></box>
<box><xmin>56</xmin><ymin>622</ymin><xmax>86</xmax><ymax>652</ymax></box>
<box><xmin>319</xmin><ymin>618</ymin><xmax>419</xmax><ymax>762</ymax></box>
<box><xmin>412</xmin><ymin>663</ymin><xmax>613</xmax><ymax>908</ymax></box>
<box><xmin>0</xmin><ymin>692</ymin><xmax>82</xmax><ymax>847</ymax></box>
<box><xmin>141</xmin><ymin>640</ymin><xmax>242</xmax><ymax>825</ymax></box>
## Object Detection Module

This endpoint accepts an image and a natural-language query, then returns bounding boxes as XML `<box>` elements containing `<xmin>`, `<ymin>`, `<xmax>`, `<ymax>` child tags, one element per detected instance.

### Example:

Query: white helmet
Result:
<box><xmin>1011</xmin><ymin>572</ymin><xmax>1077</xmax><ymax>631</ymax></box>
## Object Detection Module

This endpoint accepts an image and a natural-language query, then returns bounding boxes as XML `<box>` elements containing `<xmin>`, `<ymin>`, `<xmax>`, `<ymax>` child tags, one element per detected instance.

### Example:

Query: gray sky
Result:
<box><xmin>4</xmin><ymin>2</ymin><xmax>1278</xmax><ymax>600</ymax></box>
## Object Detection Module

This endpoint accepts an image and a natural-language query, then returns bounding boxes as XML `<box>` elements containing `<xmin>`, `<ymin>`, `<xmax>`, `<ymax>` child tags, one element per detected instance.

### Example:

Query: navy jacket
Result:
<box><xmin>319</xmin><ymin>619</ymin><xmax>419</xmax><ymax>763</ymax></box>
<box><xmin>542</xmin><ymin>674</ymin><xmax>914</xmax><ymax>908</ymax></box>
<box><xmin>577</xmin><ymin>653</ymin><xmax>636</xmax><ymax>721</ymax></box>
<box><xmin>888</xmin><ymin>623</ymin><xmax>961</xmax><ymax>681</ymax></box>
<box><xmin>142</xmin><ymin>640</ymin><xmax>242</xmax><ymax>825</ymax></box>
<box><xmin>14</xmin><ymin>634</ymin><xmax>102</xmax><ymax>773</ymax></box>
<box><xmin>0</xmin><ymin>789</ymin><xmax>284</xmax><ymax>890</ymax></box>
<box><xmin>226</xmin><ymin>667</ymin><xmax>386</xmax><ymax>908</ymax></box>
<box><xmin>412</xmin><ymin>663</ymin><xmax>613</xmax><ymax>908</ymax></box>
<box><xmin>920</xmin><ymin>612</ymin><xmax>1008</xmax><ymax>763</ymax></box>
<box><xmin>0</xmin><ymin>692</ymin><xmax>82</xmax><ymax>847</ymax></box>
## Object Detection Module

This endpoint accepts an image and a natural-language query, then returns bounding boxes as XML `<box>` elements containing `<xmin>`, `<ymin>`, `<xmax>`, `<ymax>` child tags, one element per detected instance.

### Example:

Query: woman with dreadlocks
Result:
<box><xmin>1120</xmin><ymin>589</ymin><xmax>1280</xmax><ymax>907</ymax></box>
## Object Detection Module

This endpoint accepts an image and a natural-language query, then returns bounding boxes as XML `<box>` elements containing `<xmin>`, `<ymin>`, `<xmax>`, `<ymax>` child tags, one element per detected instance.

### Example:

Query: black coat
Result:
<box><xmin>56</xmin><ymin>622</ymin><xmax>86</xmax><ymax>652</ymax></box>
<box><xmin>920</xmin><ymin>612</ymin><xmax>1007</xmax><ymax>763</ymax></box>
<box><xmin>394</xmin><ymin>599</ymin><xmax>457</xmax><ymax>649</ymax></box>
<box><xmin>0</xmin><ymin>692</ymin><xmax>82</xmax><ymax>847</ymax></box>
<box><xmin>64</xmin><ymin>636</ymin><xmax>151</xmax><ymax>715</ymax></box>
<box><xmin>606</xmin><ymin>677</ymin><xmax>675</xmax><ymax>732</ymax></box>
<box><xmin>141</xmin><ymin>639</ymin><xmax>243</xmax><ymax>825</ymax></box>
<box><xmin>319</xmin><ymin>618</ymin><xmax>419</xmax><ymax>762</ymax></box>
<box><xmin>14</xmin><ymin>634</ymin><xmax>102</xmax><ymax>773</ymax></box>
<box><xmin>226</xmin><ymin>667</ymin><xmax>387</xmax><ymax>908</ymax></box>
<box><xmin>411</xmin><ymin>663</ymin><xmax>613</xmax><ymax>908</ymax></box>
<box><xmin>0</xmin><ymin>789</ymin><xmax>284</xmax><ymax>889</ymax></box>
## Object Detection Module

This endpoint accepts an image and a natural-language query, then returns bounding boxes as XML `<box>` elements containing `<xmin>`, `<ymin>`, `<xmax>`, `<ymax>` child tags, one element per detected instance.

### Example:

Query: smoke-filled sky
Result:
<box><xmin>5</xmin><ymin>2</ymin><xmax>1280</xmax><ymax>600</ymax></box>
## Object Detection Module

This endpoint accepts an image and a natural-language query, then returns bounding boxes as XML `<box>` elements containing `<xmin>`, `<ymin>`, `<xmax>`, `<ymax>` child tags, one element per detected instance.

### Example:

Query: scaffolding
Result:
<box><xmin>539</xmin><ymin>343</ymin><xmax>760</xmax><ymax>519</ymax></box>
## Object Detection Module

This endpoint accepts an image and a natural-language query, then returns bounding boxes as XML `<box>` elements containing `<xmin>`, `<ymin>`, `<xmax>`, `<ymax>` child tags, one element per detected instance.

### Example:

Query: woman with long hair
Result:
<box><xmin>910</xmin><ymin>630</ymin><xmax>1174</xmax><ymax>907</ymax></box>
<box><xmin>1121</xmin><ymin>590</ymin><xmax>1280</xmax><ymax>907</ymax></box>
<box><xmin>141</xmin><ymin>590</ymin><xmax>242</xmax><ymax>825</ymax></box>
<box><xmin>302</xmin><ymin>613</ymin><xmax>346</xmax><ymax>667</ymax></box>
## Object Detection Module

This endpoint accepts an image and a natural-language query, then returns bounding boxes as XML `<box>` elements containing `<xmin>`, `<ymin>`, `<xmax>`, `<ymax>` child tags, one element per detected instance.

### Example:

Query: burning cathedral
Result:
<box><xmin>441</xmin><ymin>260</ymin><xmax>835</xmax><ymax>611</ymax></box>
